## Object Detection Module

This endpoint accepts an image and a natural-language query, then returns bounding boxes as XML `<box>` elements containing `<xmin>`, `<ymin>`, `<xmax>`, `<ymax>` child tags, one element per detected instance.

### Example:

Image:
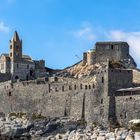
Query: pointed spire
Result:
<box><xmin>12</xmin><ymin>31</ymin><xmax>20</xmax><ymax>42</ymax></box>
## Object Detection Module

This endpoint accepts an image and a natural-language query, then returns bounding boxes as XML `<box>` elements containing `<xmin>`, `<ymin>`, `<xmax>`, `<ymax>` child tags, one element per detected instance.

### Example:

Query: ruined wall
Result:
<box><xmin>115</xmin><ymin>91</ymin><xmax>140</xmax><ymax>126</ymax></box>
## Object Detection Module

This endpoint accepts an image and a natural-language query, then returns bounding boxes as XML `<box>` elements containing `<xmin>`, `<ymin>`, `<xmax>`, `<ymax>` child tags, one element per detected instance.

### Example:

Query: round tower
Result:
<box><xmin>87</xmin><ymin>49</ymin><xmax>95</xmax><ymax>65</ymax></box>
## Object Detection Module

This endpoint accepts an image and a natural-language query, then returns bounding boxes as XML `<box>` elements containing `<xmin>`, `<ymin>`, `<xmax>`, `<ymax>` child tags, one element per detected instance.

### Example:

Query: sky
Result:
<box><xmin>0</xmin><ymin>0</ymin><xmax>140</xmax><ymax>69</ymax></box>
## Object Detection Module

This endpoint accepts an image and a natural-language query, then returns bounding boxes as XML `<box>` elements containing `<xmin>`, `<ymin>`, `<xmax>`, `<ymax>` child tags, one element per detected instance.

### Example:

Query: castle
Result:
<box><xmin>0</xmin><ymin>34</ymin><xmax>140</xmax><ymax>127</ymax></box>
<box><xmin>0</xmin><ymin>31</ymin><xmax>47</xmax><ymax>81</ymax></box>
<box><xmin>82</xmin><ymin>42</ymin><xmax>136</xmax><ymax>68</ymax></box>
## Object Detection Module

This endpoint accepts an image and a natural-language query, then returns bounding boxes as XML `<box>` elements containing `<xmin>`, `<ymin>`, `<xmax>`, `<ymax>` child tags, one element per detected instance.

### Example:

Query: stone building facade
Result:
<box><xmin>0</xmin><ymin>31</ymin><xmax>47</xmax><ymax>81</ymax></box>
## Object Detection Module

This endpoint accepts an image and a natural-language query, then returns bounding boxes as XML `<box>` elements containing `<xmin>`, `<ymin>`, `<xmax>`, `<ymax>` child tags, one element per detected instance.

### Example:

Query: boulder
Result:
<box><xmin>135</xmin><ymin>132</ymin><xmax>140</xmax><ymax>140</ymax></box>
<box><xmin>97</xmin><ymin>136</ymin><xmax>105</xmax><ymax>140</ymax></box>
<box><xmin>129</xmin><ymin>119</ymin><xmax>140</xmax><ymax>131</ymax></box>
<box><xmin>125</xmin><ymin>135</ymin><xmax>134</xmax><ymax>140</ymax></box>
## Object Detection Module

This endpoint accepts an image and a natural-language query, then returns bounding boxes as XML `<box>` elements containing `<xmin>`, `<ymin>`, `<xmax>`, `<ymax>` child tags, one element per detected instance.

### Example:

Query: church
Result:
<box><xmin>0</xmin><ymin>31</ymin><xmax>47</xmax><ymax>81</ymax></box>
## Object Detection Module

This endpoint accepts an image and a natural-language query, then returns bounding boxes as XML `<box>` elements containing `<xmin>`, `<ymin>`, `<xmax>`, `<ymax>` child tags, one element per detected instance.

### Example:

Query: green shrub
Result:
<box><xmin>9</xmin><ymin>112</ymin><xmax>26</xmax><ymax>118</ymax></box>
<box><xmin>31</xmin><ymin>113</ymin><xmax>46</xmax><ymax>120</ymax></box>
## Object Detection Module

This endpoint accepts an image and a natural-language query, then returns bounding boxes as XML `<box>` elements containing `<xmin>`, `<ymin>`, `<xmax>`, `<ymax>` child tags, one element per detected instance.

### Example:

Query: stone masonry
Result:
<box><xmin>0</xmin><ymin>31</ymin><xmax>47</xmax><ymax>82</ymax></box>
<box><xmin>0</xmin><ymin>40</ymin><xmax>140</xmax><ymax>127</ymax></box>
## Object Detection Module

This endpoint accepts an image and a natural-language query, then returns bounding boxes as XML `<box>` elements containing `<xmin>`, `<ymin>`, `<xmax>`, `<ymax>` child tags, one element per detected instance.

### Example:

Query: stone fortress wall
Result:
<box><xmin>0</xmin><ymin>78</ymin><xmax>95</xmax><ymax>119</ymax></box>
<box><xmin>0</xmin><ymin>64</ymin><xmax>115</xmax><ymax>126</ymax></box>
<box><xmin>115</xmin><ymin>88</ymin><xmax>140</xmax><ymax>126</ymax></box>
<box><xmin>0</xmin><ymin>41</ymin><xmax>140</xmax><ymax>127</ymax></box>
<box><xmin>0</xmin><ymin>66</ymin><xmax>139</xmax><ymax>126</ymax></box>
<box><xmin>0</xmin><ymin>77</ymin><xmax>105</xmax><ymax>125</ymax></box>
<box><xmin>82</xmin><ymin>42</ymin><xmax>140</xmax><ymax>126</ymax></box>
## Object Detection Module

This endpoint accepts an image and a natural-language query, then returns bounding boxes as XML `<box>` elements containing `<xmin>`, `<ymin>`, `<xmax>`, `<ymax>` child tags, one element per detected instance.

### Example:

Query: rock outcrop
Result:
<box><xmin>0</xmin><ymin>115</ymin><xmax>140</xmax><ymax>140</ymax></box>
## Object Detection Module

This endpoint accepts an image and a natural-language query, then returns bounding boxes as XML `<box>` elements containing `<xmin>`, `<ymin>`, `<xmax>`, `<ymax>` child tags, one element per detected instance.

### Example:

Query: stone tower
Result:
<box><xmin>9</xmin><ymin>31</ymin><xmax>22</xmax><ymax>62</ymax></box>
<box><xmin>87</xmin><ymin>49</ymin><xmax>95</xmax><ymax>65</ymax></box>
<box><xmin>9</xmin><ymin>31</ymin><xmax>22</xmax><ymax>80</ymax></box>
<box><xmin>82</xmin><ymin>49</ymin><xmax>95</xmax><ymax>65</ymax></box>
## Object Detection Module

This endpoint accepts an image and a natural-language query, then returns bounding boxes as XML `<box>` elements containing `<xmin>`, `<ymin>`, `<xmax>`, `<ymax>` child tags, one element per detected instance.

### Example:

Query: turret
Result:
<box><xmin>82</xmin><ymin>49</ymin><xmax>95</xmax><ymax>65</ymax></box>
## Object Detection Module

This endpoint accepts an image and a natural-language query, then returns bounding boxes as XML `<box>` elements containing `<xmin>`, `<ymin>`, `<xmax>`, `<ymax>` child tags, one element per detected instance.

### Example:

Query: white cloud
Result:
<box><xmin>106</xmin><ymin>30</ymin><xmax>140</xmax><ymax>63</ymax></box>
<box><xmin>72</xmin><ymin>21</ymin><xmax>140</xmax><ymax>65</ymax></box>
<box><xmin>0</xmin><ymin>22</ymin><xmax>10</xmax><ymax>33</ymax></box>
<box><xmin>73</xmin><ymin>26</ymin><xmax>96</xmax><ymax>41</ymax></box>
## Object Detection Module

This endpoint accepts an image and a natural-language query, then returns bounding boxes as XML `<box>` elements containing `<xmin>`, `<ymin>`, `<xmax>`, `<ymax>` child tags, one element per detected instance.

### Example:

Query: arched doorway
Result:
<box><xmin>15</xmin><ymin>75</ymin><xmax>19</xmax><ymax>80</ymax></box>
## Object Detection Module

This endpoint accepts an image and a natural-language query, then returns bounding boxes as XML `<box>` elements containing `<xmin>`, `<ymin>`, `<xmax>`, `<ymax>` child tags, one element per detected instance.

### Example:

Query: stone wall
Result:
<box><xmin>107</xmin><ymin>69</ymin><xmax>133</xmax><ymax>122</ymax></box>
<box><xmin>0</xmin><ymin>79</ymin><xmax>102</xmax><ymax>124</ymax></box>
<box><xmin>0</xmin><ymin>67</ymin><xmax>137</xmax><ymax>127</ymax></box>
<box><xmin>108</xmin><ymin>69</ymin><xmax>132</xmax><ymax>95</ymax></box>
<box><xmin>0</xmin><ymin>73</ymin><xmax>11</xmax><ymax>82</ymax></box>
<box><xmin>89</xmin><ymin>66</ymin><xmax>110</xmax><ymax>126</ymax></box>
<box><xmin>11</xmin><ymin>62</ymin><xmax>35</xmax><ymax>81</ymax></box>
<box><xmin>95</xmin><ymin>42</ymin><xmax>129</xmax><ymax>62</ymax></box>
<box><xmin>115</xmin><ymin>91</ymin><xmax>140</xmax><ymax>126</ymax></box>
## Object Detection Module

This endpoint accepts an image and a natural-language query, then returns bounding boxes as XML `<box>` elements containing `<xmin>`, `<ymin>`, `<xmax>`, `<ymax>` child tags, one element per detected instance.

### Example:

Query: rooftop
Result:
<box><xmin>95</xmin><ymin>41</ymin><xmax>129</xmax><ymax>46</ymax></box>
<box><xmin>11</xmin><ymin>31</ymin><xmax>20</xmax><ymax>42</ymax></box>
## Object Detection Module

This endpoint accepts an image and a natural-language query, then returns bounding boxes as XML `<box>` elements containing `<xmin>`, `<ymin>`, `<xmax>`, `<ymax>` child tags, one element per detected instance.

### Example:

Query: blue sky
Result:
<box><xmin>0</xmin><ymin>0</ymin><xmax>140</xmax><ymax>69</ymax></box>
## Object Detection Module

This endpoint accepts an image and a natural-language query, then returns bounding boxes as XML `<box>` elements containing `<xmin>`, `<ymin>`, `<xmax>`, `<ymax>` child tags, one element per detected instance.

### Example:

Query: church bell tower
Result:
<box><xmin>9</xmin><ymin>31</ymin><xmax>22</xmax><ymax>80</ymax></box>
<box><xmin>9</xmin><ymin>31</ymin><xmax>22</xmax><ymax>62</ymax></box>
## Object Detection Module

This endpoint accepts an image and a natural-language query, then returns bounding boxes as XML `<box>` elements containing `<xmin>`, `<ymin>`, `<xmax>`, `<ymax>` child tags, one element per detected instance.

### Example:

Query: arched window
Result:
<box><xmin>15</xmin><ymin>76</ymin><xmax>19</xmax><ymax>80</ymax></box>
<box><xmin>10</xmin><ymin>53</ymin><xmax>12</xmax><ymax>57</ymax></box>
<box><xmin>89</xmin><ymin>85</ymin><xmax>91</xmax><ymax>89</ymax></box>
